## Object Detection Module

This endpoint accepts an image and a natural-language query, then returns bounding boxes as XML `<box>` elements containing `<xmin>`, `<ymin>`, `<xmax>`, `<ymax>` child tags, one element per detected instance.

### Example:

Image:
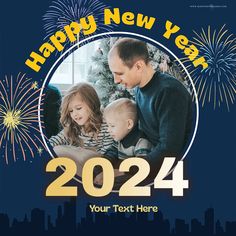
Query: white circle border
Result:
<box><xmin>38</xmin><ymin>31</ymin><xmax>199</xmax><ymax>186</ymax></box>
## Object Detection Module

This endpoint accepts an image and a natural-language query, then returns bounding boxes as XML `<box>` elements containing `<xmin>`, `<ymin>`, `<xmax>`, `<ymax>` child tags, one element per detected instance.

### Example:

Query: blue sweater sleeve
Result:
<box><xmin>146</xmin><ymin>86</ymin><xmax>191</xmax><ymax>172</ymax></box>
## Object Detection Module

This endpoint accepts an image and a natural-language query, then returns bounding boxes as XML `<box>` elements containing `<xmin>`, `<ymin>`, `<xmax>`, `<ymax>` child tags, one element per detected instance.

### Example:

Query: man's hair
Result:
<box><xmin>110</xmin><ymin>38</ymin><xmax>150</xmax><ymax>68</ymax></box>
<box><xmin>104</xmin><ymin>98</ymin><xmax>138</xmax><ymax>124</ymax></box>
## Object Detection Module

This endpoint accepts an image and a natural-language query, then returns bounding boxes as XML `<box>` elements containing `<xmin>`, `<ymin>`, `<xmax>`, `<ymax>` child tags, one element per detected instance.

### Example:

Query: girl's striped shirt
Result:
<box><xmin>49</xmin><ymin>121</ymin><xmax>114</xmax><ymax>155</ymax></box>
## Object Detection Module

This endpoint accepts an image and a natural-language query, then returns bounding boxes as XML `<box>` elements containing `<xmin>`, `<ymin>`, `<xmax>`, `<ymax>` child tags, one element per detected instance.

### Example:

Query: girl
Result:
<box><xmin>49</xmin><ymin>82</ymin><xmax>114</xmax><ymax>176</ymax></box>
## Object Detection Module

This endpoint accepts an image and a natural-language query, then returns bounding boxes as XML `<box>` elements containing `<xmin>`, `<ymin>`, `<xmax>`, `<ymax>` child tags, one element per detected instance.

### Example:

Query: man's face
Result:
<box><xmin>108</xmin><ymin>50</ymin><xmax>141</xmax><ymax>89</ymax></box>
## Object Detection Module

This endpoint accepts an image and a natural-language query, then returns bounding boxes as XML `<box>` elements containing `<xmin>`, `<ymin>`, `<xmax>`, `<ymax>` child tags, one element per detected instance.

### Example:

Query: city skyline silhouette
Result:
<box><xmin>0</xmin><ymin>198</ymin><xmax>235</xmax><ymax>235</ymax></box>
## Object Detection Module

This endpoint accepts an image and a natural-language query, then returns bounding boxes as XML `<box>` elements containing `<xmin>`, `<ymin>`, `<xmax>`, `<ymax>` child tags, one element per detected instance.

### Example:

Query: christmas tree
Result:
<box><xmin>87</xmin><ymin>38</ymin><xmax>133</xmax><ymax>106</ymax></box>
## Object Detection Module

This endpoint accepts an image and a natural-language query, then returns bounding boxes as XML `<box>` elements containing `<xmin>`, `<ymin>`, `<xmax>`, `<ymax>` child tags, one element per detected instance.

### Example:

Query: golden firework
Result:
<box><xmin>0</xmin><ymin>73</ymin><xmax>46</xmax><ymax>164</ymax></box>
<box><xmin>179</xmin><ymin>25</ymin><xmax>236</xmax><ymax>111</ymax></box>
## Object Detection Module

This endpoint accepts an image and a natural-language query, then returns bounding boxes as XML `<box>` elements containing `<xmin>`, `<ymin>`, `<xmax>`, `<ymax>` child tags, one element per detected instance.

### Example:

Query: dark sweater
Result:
<box><xmin>135</xmin><ymin>71</ymin><xmax>192</xmax><ymax>175</ymax></box>
<box><xmin>44</xmin><ymin>84</ymin><xmax>62</xmax><ymax>139</ymax></box>
<box><xmin>104</xmin><ymin>125</ymin><xmax>152</xmax><ymax>160</ymax></box>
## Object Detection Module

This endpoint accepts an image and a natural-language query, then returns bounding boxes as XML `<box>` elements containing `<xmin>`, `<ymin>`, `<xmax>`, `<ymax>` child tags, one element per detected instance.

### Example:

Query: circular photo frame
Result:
<box><xmin>39</xmin><ymin>32</ymin><xmax>199</xmax><ymax>193</ymax></box>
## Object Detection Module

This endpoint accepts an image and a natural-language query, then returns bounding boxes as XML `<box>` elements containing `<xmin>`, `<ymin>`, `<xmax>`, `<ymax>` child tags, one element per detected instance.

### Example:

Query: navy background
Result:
<box><xmin>0</xmin><ymin>0</ymin><xmax>235</xmax><ymax>232</ymax></box>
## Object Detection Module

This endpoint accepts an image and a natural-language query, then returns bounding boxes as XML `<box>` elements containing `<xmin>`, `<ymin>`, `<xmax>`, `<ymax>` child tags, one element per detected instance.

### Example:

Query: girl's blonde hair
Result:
<box><xmin>60</xmin><ymin>83</ymin><xmax>103</xmax><ymax>146</ymax></box>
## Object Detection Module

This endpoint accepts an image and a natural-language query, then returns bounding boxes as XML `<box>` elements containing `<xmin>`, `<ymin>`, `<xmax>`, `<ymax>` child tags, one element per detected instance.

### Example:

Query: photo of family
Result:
<box><xmin>43</xmin><ymin>37</ymin><xmax>193</xmax><ymax>188</ymax></box>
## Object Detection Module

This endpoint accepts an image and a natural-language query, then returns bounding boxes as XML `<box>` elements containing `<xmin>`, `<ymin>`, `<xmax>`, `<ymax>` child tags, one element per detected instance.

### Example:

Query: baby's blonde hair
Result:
<box><xmin>104</xmin><ymin>98</ymin><xmax>137</xmax><ymax>125</ymax></box>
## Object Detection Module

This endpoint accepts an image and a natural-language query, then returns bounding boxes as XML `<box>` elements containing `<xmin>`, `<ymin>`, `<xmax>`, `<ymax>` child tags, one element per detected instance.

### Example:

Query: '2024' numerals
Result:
<box><xmin>45</xmin><ymin>157</ymin><xmax>189</xmax><ymax>197</ymax></box>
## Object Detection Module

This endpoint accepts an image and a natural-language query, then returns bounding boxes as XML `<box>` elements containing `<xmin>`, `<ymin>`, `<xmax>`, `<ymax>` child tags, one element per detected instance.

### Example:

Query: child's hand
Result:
<box><xmin>94</xmin><ymin>169</ymin><xmax>125</xmax><ymax>185</ymax></box>
<box><xmin>94</xmin><ymin>173</ymin><xmax>103</xmax><ymax>185</ymax></box>
<box><xmin>114</xmin><ymin>169</ymin><xmax>125</xmax><ymax>177</ymax></box>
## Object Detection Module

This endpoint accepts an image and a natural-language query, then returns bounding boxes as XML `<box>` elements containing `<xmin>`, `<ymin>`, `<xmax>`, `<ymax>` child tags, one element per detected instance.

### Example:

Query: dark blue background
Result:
<box><xmin>0</xmin><ymin>0</ymin><xmax>235</xmax><ymax>229</ymax></box>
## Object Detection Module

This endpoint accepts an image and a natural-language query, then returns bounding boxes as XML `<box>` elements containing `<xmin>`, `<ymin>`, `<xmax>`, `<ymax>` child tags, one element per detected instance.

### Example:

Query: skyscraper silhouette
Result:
<box><xmin>31</xmin><ymin>208</ymin><xmax>45</xmax><ymax>233</ymax></box>
<box><xmin>205</xmin><ymin>208</ymin><xmax>215</xmax><ymax>235</ymax></box>
<box><xmin>175</xmin><ymin>218</ymin><xmax>189</xmax><ymax>235</ymax></box>
<box><xmin>215</xmin><ymin>220</ymin><xmax>224</xmax><ymax>236</ymax></box>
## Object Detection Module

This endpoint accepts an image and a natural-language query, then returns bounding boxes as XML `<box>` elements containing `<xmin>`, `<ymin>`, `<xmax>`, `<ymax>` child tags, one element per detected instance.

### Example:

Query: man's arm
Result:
<box><xmin>146</xmin><ymin>86</ymin><xmax>192</xmax><ymax>177</ymax></box>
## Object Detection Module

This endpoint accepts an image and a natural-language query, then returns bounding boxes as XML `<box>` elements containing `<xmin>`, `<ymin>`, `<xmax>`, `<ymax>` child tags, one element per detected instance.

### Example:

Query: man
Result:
<box><xmin>108</xmin><ymin>38</ymin><xmax>192</xmax><ymax>179</ymax></box>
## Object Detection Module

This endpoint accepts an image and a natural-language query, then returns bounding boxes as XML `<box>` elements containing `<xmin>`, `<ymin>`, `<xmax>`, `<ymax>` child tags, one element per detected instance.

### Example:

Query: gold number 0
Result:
<box><xmin>46</xmin><ymin>157</ymin><xmax>77</xmax><ymax>196</ymax></box>
<box><xmin>82</xmin><ymin>157</ymin><xmax>114</xmax><ymax>197</ymax></box>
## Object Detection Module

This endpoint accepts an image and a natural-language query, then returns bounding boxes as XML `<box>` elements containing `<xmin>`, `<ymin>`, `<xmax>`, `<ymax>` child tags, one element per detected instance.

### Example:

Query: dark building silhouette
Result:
<box><xmin>0</xmin><ymin>213</ymin><xmax>10</xmax><ymax>232</ymax></box>
<box><xmin>54</xmin><ymin>198</ymin><xmax>76</xmax><ymax>234</ymax></box>
<box><xmin>137</xmin><ymin>212</ymin><xmax>149</xmax><ymax>222</ymax></box>
<box><xmin>225</xmin><ymin>221</ymin><xmax>236</xmax><ymax>236</ymax></box>
<box><xmin>85</xmin><ymin>203</ymin><xmax>93</xmax><ymax>223</ymax></box>
<box><xmin>1</xmin><ymin>203</ymin><xmax>236</xmax><ymax>236</ymax></box>
<box><xmin>47</xmin><ymin>215</ymin><xmax>54</xmax><ymax>232</ymax></box>
<box><xmin>215</xmin><ymin>220</ymin><xmax>224</xmax><ymax>236</ymax></box>
<box><xmin>205</xmin><ymin>208</ymin><xmax>215</xmax><ymax>235</ymax></box>
<box><xmin>153</xmin><ymin>210</ymin><xmax>170</xmax><ymax>235</ymax></box>
<box><xmin>191</xmin><ymin>218</ymin><xmax>204</xmax><ymax>235</ymax></box>
<box><xmin>175</xmin><ymin>218</ymin><xmax>189</xmax><ymax>235</ymax></box>
<box><xmin>31</xmin><ymin>208</ymin><xmax>45</xmax><ymax>233</ymax></box>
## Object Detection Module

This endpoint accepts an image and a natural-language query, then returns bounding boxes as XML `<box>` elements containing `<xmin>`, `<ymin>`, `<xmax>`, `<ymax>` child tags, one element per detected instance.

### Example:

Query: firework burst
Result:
<box><xmin>43</xmin><ymin>0</ymin><xmax>115</xmax><ymax>50</ymax></box>
<box><xmin>180</xmin><ymin>25</ymin><xmax>236</xmax><ymax>110</ymax></box>
<box><xmin>0</xmin><ymin>73</ymin><xmax>46</xmax><ymax>164</ymax></box>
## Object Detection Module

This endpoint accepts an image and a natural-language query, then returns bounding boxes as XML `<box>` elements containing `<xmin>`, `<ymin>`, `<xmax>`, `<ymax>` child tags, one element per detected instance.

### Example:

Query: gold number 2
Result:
<box><xmin>46</xmin><ymin>157</ymin><xmax>77</xmax><ymax>196</ymax></box>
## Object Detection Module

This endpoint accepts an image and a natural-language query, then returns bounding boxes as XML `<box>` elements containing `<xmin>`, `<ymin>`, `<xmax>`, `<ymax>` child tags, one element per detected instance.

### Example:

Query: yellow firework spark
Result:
<box><xmin>3</xmin><ymin>110</ymin><xmax>21</xmax><ymax>129</ymax></box>
<box><xmin>37</xmin><ymin>147</ymin><xmax>43</xmax><ymax>156</ymax></box>
<box><xmin>31</xmin><ymin>81</ymin><xmax>38</xmax><ymax>90</ymax></box>
<box><xmin>0</xmin><ymin>73</ymin><xmax>46</xmax><ymax>164</ymax></box>
<box><xmin>179</xmin><ymin>25</ymin><xmax>236</xmax><ymax>111</ymax></box>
